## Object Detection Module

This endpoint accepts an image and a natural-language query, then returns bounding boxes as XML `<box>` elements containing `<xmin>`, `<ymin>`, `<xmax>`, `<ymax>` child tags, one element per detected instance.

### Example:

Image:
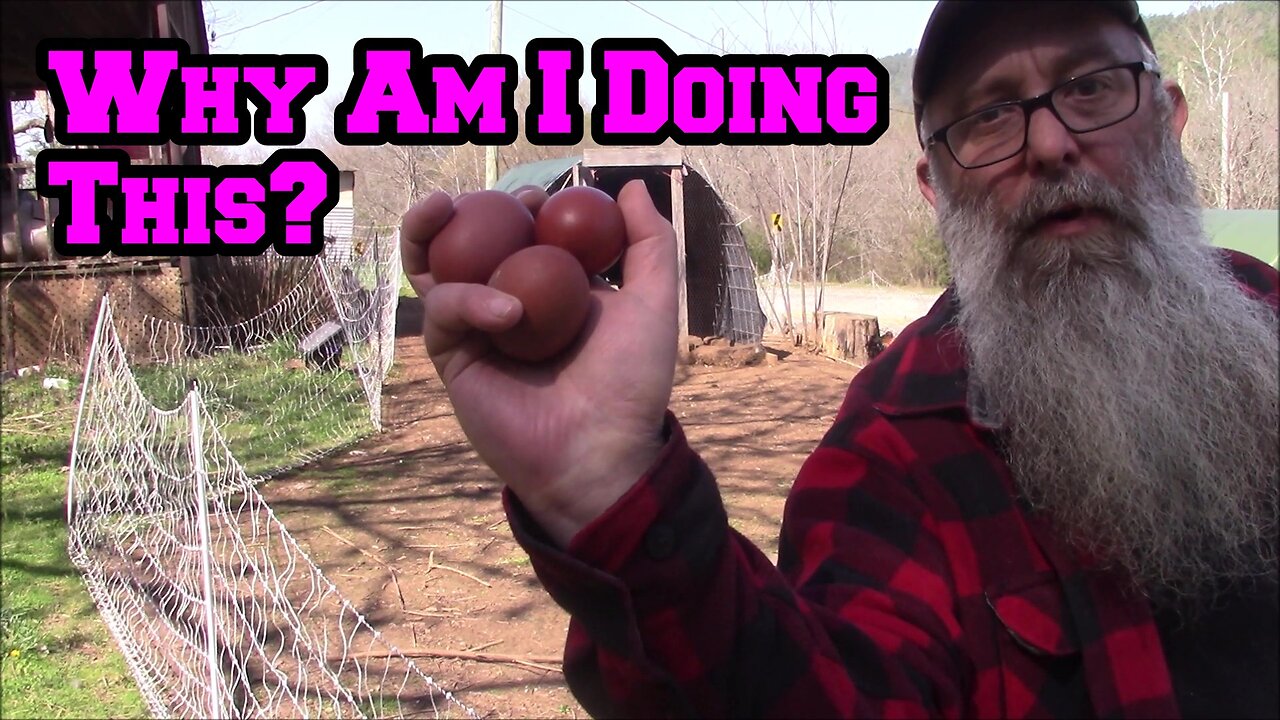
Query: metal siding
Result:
<box><xmin>323</xmin><ymin>207</ymin><xmax>355</xmax><ymax>261</ymax></box>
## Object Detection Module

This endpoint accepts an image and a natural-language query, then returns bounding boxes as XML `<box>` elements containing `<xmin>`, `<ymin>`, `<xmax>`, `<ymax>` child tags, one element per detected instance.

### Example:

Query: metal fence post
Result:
<box><xmin>188</xmin><ymin>379</ymin><xmax>228</xmax><ymax>719</ymax></box>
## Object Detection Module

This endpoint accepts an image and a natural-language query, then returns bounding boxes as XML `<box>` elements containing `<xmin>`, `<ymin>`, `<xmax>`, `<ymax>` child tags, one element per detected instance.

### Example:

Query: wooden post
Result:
<box><xmin>671</xmin><ymin>166</ymin><xmax>688</xmax><ymax>340</ymax></box>
<box><xmin>485</xmin><ymin>0</ymin><xmax>502</xmax><ymax>189</ymax></box>
<box><xmin>155</xmin><ymin>0</ymin><xmax>198</xmax><ymax>326</ymax></box>
<box><xmin>154</xmin><ymin>2</ymin><xmax>176</xmax><ymax>167</ymax></box>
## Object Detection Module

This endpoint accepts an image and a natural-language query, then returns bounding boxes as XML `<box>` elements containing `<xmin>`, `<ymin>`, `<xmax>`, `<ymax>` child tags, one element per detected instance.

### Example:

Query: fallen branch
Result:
<box><xmin>465</xmin><ymin>640</ymin><xmax>502</xmax><ymax>653</ymax></box>
<box><xmin>322</xmin><ymin>526</ymin><xmax>385</xmax><ymax>566</ymax></box>
<box><xmin>0</xmin><ymin>426</ymin><xmax>59</xmax><ymax>436</ymax></box>
<box><xmin>427</xmin><ymin>550</ymin><xmax>491</xmax><ymax>588</ymax></box>
<box><xmin>2</xmin><ymin>412</ymin><xmax>63</xmax><ymax>424</ymax></box>
<box><xmin>404</xmin><ymin>609</ymin><xmax>455</xmax><ymax>619</ymax></box>
<box><xmin>391</xmin><ymin>568</ymin><xmax>407</xmax><ymax>609</ymax></box>
<box><xmin>338</xmin><ymin>648</ymin><xmax>561</xmax><ymax>673</ymax></box>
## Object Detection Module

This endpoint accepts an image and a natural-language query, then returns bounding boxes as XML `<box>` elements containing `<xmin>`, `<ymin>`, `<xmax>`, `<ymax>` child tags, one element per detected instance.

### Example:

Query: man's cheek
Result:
<box><xmin>971</xmin><ymin>169</ymin><xmax>1031</xmax><ymax>218</ymax></box>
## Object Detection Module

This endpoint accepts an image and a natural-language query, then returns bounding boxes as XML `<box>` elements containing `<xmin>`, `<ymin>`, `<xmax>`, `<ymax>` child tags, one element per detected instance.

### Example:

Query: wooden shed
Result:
<box><xmin>495</xmin><ymin>148</ymin><xmax>767</xmax><ymax>345</ymax></box>
<box><xmin>0</xmin><ymin>0</ymin><xmax>207</xmax><ymax>374</ymax></box>
<box><xmin>322</xmin><ymin>170</ymin><xmax>358</xmax><ymax>261</ymax></box>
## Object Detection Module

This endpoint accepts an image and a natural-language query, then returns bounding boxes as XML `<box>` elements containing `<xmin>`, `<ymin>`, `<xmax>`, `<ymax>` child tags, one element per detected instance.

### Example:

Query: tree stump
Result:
<box><xmin>816</xmin><ymin>311</ymin><xmax>881</xmax><ymax>366</ymax></box>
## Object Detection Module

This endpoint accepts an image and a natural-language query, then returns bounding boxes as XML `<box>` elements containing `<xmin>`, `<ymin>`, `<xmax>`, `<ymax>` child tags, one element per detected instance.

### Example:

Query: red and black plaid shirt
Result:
<box><xmin>505</xmin><ymin>248</ymin><xmax>1279</xmax><ymax>719</ymax></box>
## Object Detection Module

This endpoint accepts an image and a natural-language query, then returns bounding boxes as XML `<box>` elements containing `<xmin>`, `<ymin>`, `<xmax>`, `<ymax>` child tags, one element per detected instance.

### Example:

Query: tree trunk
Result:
<box><xmin>816</xmin><ymin>311</ymin><xmax>881</xmax><ymax>366</ymax></box>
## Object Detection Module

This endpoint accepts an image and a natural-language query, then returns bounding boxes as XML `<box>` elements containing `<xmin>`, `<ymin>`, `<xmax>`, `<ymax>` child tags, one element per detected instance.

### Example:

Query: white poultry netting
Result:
<box><xmin>66</xmin><ymin>237</ymin><xmax>479</xmax><ymax>718</ymax></box>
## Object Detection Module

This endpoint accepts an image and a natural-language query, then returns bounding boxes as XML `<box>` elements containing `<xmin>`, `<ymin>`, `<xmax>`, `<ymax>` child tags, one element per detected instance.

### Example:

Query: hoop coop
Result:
<box><xmin>495</xmin><ymin>149</ymin><xmax>767</xmax><ymax>345</ymax></box>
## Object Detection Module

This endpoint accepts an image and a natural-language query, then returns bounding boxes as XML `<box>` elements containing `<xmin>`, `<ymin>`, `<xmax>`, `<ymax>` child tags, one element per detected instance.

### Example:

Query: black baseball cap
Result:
<box><xmin>912</xmin><ymin>1</ymin><xmax>1156</xmax><ymax>143</ymax></box>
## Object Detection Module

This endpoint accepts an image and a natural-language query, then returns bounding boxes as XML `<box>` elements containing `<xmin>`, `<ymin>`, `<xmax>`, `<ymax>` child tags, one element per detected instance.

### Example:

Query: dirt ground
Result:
<box><xmin>260</xmin><ymin>296</ymin><xmax>907</xmax><ymax>719</ymax></box>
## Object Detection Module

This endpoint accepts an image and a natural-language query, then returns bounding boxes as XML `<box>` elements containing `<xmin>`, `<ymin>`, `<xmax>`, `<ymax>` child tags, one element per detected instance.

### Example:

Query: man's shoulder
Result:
<box><xmin>814</xmin><ymin>289</ymin><xmax>971</xmax><ymax>466</ymax></box>
<box><xmin>837</xmin><ymin>288</ymin><xmax>970</xmax><ymax>419</ymax></box>
<box><xmin>1220</xmin><ymin>247</ymin><xmax>1279</xmax><ymax>307</ymax></box>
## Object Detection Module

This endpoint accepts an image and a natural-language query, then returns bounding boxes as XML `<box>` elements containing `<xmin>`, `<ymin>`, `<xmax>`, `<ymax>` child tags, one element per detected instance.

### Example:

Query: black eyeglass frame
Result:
<box><xmin>924</xmin><ymin>60</ymin><xmax>1162</xmax><ymax>170</ymax></box>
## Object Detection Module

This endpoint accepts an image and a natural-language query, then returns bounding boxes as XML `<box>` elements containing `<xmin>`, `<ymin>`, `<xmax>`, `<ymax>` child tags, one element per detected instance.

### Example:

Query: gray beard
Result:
<box><xmin>932</xmin><ymin>129</ymin><xmax>1279</xmax><ymax>609</ymax></box>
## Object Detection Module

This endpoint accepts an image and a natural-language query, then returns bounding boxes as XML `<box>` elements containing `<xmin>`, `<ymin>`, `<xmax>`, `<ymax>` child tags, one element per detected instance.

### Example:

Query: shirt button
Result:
<box><xmin>644</xmin><ymin>525</ymin><xmax>677</xmax><ymax>560</ymax></box>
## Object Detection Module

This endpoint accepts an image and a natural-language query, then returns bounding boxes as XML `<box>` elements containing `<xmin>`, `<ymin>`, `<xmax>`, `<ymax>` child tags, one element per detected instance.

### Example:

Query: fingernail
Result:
<box><xmin>488</xmin><ymin>298</ymin><xmax>515</xmax><ymax>319</ymax></box>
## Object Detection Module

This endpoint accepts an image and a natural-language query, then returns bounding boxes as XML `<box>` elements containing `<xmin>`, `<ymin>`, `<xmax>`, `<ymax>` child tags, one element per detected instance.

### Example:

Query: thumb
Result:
<box><xmin>616</xmin><ymin>179</ymin><xmax>677</xmax><ymax>311</ymax></box>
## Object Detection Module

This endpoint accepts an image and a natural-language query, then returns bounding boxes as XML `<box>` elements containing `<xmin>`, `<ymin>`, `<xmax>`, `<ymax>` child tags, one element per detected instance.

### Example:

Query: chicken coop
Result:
<box><xmin>495</xmin><ymin>148</ymin><xmax>767</xmax><ymax>345</ymax></box>
<box><xmin>0</xmin><ymin>0</ymin><xmax>208</xmax><ymax>374</ymax></box>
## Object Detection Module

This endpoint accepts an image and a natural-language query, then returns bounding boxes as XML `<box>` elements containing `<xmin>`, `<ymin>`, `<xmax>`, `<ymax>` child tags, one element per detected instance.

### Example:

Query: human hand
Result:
<box><xmin>400</xmin><ymin>180</ymin><xmax>678</xmax><ymax>547</ymax></box>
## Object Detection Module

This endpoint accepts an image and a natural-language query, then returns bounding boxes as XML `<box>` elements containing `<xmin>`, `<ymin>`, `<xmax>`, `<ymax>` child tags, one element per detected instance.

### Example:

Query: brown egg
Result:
<box><xmin>487</xmin><ymin>245</ymin><xmax>591</xmax><ymax>363</ymax></box>
<box><xmin>399</xmin><ymin>191</ymin><xmax>454</xmax><ymax>274</ymax></box>
<box><xmin>511</xmin><ymin>185</ymin><xmax>550</xmax><ymax>216</ymax></box>
<box><xmin>534</xmin><ymin>186</ymin><xmax>627</xmax><ymax>276</ymax></box>
<box><xmin>429</xmin><ymin>190</ymin><xmax>534</xmax><ymax>285</ymax></box>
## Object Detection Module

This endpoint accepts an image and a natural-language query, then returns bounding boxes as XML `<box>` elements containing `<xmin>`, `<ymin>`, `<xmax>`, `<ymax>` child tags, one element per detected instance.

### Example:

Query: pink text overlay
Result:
<box><xmin>36</xmin><ymin>149</ymin><xmax>338</xmax><ymax>257</ymax></box>
<box><xmin>39</xmin><ymin>38</ymin><xmax>328</xmax><ymax>146</ymax></box>
<box><xmin>590</xmin><ymin>38</ymin><xmax>889</xmax><ymax>146</ymax></box>
<box><xmin>34</xmin><ymin>36</ymin><xmax>891</xmax><ymax>258</ymax></box>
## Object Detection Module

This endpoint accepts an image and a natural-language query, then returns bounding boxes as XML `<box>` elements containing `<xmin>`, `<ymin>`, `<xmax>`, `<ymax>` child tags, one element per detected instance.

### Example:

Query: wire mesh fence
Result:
<box><xmin>66</xmin><ymin>235</ymin><xmax>480</xmax><ymax>718</ymax></box>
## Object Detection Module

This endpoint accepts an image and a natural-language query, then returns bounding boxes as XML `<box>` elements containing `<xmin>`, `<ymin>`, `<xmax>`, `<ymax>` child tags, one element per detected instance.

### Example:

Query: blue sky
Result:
<box><xmin>203</xmin><ymin>0</ymin><xmax>1217</xmax><ymax>145</ymax></box>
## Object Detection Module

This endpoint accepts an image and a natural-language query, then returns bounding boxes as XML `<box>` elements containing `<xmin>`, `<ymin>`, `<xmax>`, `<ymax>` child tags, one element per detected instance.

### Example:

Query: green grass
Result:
<box><xmin>500</xmin><ymin>552</ymin><xmax>532</xmax><ymax>567</ymax></box>
<box><xmin>1</xmin><ymin>368</ymin><xmax>147</xmax><ymax>719</ymax></box>
<box><xmin>0</xmin><ymin>342</ymin><xmax>376</xmax><ymax>717</ymax></box>
<box><xmin>399</xmin><ymin>271</ymin><xmax>417</xmax><ymax>298</ymax></box>
<box><xmin>129</xmin><ymin>338</ymin><xmax>372</xmax><ymax>478</ymax></box>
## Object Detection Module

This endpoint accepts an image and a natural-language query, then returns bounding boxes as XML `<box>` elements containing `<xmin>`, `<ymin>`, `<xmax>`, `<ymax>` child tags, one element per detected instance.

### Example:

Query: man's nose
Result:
<box><xmin>1024</xmin><ymin>106</ymin><xmax>1081</xmax><ymax>175</ymax></box>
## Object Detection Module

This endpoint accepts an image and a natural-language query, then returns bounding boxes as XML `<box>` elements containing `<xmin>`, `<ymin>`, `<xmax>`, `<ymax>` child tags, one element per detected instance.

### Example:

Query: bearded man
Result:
<box><xmin>401</xmin><ymin>1</ymin><xmax>1278</xmax><ymax>717</ymax></box>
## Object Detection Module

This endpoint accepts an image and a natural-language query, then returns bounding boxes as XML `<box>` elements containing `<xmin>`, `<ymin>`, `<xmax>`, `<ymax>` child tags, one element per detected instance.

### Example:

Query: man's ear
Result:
<box><xmin>1162</xmin><ymin>79</ymin><xmax>1189</xmax><ymax>143</ymax></box>
<box><xmin>917</xmin><ymin>156</ymin><xmax>938</xmax><ymax>210</ymax></box>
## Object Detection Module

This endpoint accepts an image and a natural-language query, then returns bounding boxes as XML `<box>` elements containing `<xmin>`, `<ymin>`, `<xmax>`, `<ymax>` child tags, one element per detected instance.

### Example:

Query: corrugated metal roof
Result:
<box><xmin>1203</xmin><ymin>208</ymin><xmax>1278</xmax><ymax>268</ymax></box>
<box><xmin>493</xmin><ymin>156</ymin><xmax>581</xmax><ymax>193</ymax></box>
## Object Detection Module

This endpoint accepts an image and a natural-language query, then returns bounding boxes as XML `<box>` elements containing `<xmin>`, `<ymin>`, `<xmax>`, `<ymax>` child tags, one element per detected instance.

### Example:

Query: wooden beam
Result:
<box><xmin>155</xmin><ymin>0</ymin><xmax>198</xmax><ymax>326</ymax></box>
<box><xmin>582</xmin><ymin>147</ymin><xmax>684</xmax><ymax>169</ymax></box>
<box><xmin>0</xmin><ymin>259</ymin><xmax>171</xmax><ymax>280</ymax></box>
<box><xmin>671</xmin><ymin>166</ymin><xmax>688</xmax><ymax>340</ymax></box>
<box><xmin>1</xmin><ymin>256</ymin><xmax>173</xmax><ymax>275</ymax></box>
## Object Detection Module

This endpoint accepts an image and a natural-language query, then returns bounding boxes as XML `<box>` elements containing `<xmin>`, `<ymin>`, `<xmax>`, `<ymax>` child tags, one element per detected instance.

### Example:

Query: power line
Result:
<box><xmin>622</xmin><ymin>1</ymin><xmax>920</xmax><ymax>121</ymax></box>
<box><xmin>623</xmin><ymin>0</ymin><xmax>724</xmax><ymax>53</ymax></box>
<box><xmin>735</xmin><ymin>0</ymin><xmax>768</xmax><ymax>37</ymax></box>
<box><xmin>504</xmin><ymin>2</ymin><xmax>575</xmax><ymax>40</ymax></box>
<box><xmin>216</xmin><ymin>0</ymin><xmax>327</xmax><ymax>40</ymax></box>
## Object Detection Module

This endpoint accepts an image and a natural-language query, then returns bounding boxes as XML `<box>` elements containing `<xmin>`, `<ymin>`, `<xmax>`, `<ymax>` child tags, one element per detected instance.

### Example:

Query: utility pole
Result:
<box><xmin>486</xmin><ymin>0</ymin><xmax>502</xmax><ymax>189</ymax></box>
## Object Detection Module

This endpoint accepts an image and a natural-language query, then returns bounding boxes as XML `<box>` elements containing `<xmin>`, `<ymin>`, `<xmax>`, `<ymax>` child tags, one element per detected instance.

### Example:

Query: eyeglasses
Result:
<box><xmin>925</xmin><ymin>61</ymin><xmax>1161</xmax><ymax>170</ymax></box>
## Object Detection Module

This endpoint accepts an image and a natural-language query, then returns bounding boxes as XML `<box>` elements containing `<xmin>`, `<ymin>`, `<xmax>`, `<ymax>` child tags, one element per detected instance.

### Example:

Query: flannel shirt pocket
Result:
<box><xmin>985</xmin><ymin>573</ymin><xmax>1080</xmax><ymax>657</ymax></box>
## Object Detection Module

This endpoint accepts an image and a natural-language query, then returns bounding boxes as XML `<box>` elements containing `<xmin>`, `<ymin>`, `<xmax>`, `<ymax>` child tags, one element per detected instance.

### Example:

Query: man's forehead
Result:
<box><xmin>922</xmin><ymin>6</ymin><xmax>1146</xmax><ymax>125</ymax></box>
